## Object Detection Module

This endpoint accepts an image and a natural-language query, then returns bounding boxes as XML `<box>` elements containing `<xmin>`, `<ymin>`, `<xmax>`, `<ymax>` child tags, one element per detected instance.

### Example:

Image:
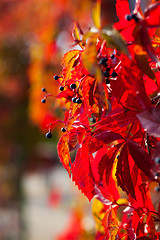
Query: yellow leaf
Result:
<box><xmin>72</xmin><ymin>22</ymin><xmax>84</xmax><ymax>49</ymax></box>
<box><xmin>92</xmin><ymin>0</ymin><xmax>101</xmax><ymax>29</ymax></box>
<box><xmin>92</xmin><ymin>198</ymin><xmax>106</xmax><ymax>234</ymax></box>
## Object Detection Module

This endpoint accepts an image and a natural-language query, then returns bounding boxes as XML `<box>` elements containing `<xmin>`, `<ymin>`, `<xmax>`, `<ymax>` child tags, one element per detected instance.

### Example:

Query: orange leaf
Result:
<box><xmin>57</xmin><ymin>133</ymin><xmax>71</xmax><ymax>177</ymax></box>
<box><xmin>134</xmin><ymin>45</ymin><xmax>156</xmax><ymax>82</ymax></box>
<box><xmin>61</xmin><ymin>50</ymin><xmax>80</xmax><ymax>85</ymax></box>
<box><xmin>72</xmin><ymin>21</ymin><xmax>84</xmax><ymax>49</ymax></box>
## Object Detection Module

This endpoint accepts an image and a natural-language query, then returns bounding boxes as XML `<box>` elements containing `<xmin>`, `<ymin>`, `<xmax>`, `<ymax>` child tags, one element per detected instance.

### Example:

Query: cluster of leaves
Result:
<box><xmin>46</xmin><ymin>0</ymin><xmax>160</xmax><ymax>239</ymax></box>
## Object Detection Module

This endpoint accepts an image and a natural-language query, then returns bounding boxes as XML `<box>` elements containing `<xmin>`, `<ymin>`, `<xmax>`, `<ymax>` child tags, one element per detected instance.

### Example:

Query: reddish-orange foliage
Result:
<box><xmin>45</xmin><ymin>0</ymin><xmax>160</xmax><ymax>239</ymax></box>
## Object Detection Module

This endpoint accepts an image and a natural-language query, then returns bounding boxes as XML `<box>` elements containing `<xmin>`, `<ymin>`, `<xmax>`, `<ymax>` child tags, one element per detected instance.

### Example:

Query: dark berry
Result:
<box><xmin>76</xmin><ymin>98</ymin><xmax>82</xmax><ymax>104</ymax></box>
<box><xmin>54</xmin><ymin>75</ymin><xmax>59</xmax><ymax>80</ymax></box>
<box><xmin>155</xmin><ymin>172</ymin><xmax>160</xmax><ymax>178</ymax></box>
<box><xmin>99</xmin><ymin>58</ymin><xmax>107</xmax><ymax>66</ymax></box>
<box><xmin>72</xmin><ymin>97</ymin><xmax>77</xmax><ymax>103</ymax></box>
<box><xmin>155</xmin><ymin>185</ymin><xmax>160</xmax><ymax>192</ymax></box>
<box><xmin>131</xmin><ymin>13</ymin><xmax>139</xmax><ymax>22</ymax></box>
<box><xmin>90</xmin><ymin>117</ymin><xmax>96</xmax><ymax>123</ymax></box>
<box><xmin>155</xmin><ymin>157</ymin><xmax>160</xmax><ymax>164</ymax></box>
<box><xmin>125</xmin><ymin>14</ymin><xmax>132</xmax><ymax>21</ymax></box>
<box><xmin>70</xmin><ymin>83</ymin><xmax>76</xmax><ymax>89</ymax></box>
<box><xmin>46</xmin><ymin>132</ymin><xmax>52</xmax><ymax>138</ymax></box>
<box><xmin>106</xmin><ymin>78</ymin><xmax>110</xmax><ymax>84</ymax></box>
<box><xmin>125</xmin><ymin>13</ymin><xmax>139</xmax><ymax>22</ymax></box>
<box><xmin>61</xmin><ymin>127</ymin><xmax>66</xmax><ymax>132</ymax></box>
<box><xmin>110</xmin><ymin>54</ymin><xmax>115</xmax><ymax>59</ymax></box>
<box><xmin>41</xmin><ymin>98</ymin><xmax>46</xmax><ymax>103</ymax></box>
<box><xmin>59</xmin><ymin>86</ymin><xmax>64</xmax><ymax>91</ymax></box>
<box><xmin>111</xmin><ymin>71</ymin><xmax>118</xmax><ymax>78</ymax></box>
<box><xmin>42</xmin><ymin>87</ymin><xmax>46</xmax><ymax>92</ymax></box>
<box><xmin>104</xmin><ymin>71</ymin><xmax>110</xmax><ymax>78</ymax></box>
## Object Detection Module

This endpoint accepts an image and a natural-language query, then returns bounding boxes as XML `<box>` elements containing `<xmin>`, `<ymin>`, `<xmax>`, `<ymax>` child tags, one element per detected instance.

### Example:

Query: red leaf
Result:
<box><xmin>137</xmin><ymin>106</ymin><xmax>160</xmax><ymax>138</ymax></box>
<box><xmin>116</xmin><ymin>144</ymin><xmax>136</xmax><ymax>199</ymax></box>
<box><xmin>93</xmin><ymin>130</ymin><xmax>124</xmax><ymax>144</ymax></box>
<box><xmin>57</xmin><ymin>133</ymin><xmax>71</xmax><ymax>177</ymax></box>
<box><xmin>127</xmin><ymin>140</ymin><xmax>153</xmax><ymax>179</ymax></box>
<box><xmin>71</xmin><ymin>137</ymin><xmax>95</xmax><ymax>201</ymax></box>
<box><xmin>144</xmin><ymin>2</ymin><xmax>160</xmax><ymax>28</ymax></box>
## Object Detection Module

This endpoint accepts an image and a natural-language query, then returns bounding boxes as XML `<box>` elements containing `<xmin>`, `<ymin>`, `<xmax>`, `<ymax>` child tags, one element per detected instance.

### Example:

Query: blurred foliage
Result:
<box><xmin>0</xmin><ymin>0</ymin><xmax>93</xmax><ymax>210</ymax></box>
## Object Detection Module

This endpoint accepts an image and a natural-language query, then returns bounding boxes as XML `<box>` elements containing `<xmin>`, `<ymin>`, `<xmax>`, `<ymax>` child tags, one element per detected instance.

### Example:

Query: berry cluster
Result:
<box><xmin>98</xmin><ymin>54</ymin><xmax>118</xmax><ymax>85</ymax></box>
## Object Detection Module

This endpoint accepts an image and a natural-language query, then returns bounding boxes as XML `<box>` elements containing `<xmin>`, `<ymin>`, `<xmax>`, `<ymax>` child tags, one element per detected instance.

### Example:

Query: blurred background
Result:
<box><xmin>0</xmin><ymin>0</ymin><xmax>94</xmax><ymax>239</ymax></box>
<box><xmin>0</xmin><ymin>0</ymin><xmax>152</xmax><ymax>239</ymax></box>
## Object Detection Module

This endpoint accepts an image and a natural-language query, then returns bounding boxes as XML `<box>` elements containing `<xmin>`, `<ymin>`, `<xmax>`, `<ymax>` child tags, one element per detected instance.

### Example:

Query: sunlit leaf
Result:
<box><xmin>92</xmin><ymin>198</ymin><xmax>106</xmax><ymax>234</ymax></box>
<box><xmin>134</xmin><ymin>45</ymin><xmax>156</xmax><ymax>82</ymax></box>
<box><xmin>62</xmin><ymin>50</ymin><xmax>81</xmax><ymax>84</ymax></box>
<box><xmin>72</xmin><ymin>21</ymin><xmax>84</xmax><ymax>49</ymax></box>
<box><xmin>57</xmin><ymin>133</ymin><xmax>71</xmax><ymax>177</ymax></box>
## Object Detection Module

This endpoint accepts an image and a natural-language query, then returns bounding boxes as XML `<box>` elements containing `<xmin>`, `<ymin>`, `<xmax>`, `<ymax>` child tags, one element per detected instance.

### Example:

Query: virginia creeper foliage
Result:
<box><xmin>45</xmin><ymin>0</ymin><xmax>160</xmax><ymax>239</ymax></box>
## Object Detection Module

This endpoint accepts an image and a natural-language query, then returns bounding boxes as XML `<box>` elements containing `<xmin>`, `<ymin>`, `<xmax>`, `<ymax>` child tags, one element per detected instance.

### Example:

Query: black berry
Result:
<box><xmin>99</xmin><ymin>58</ymin><xmax>107</xmax><ymax>66</ymax></box>
<box><xmin>70</xmin><ymin>83</ymin><xmax>76</xmax><ymax>89</ymax></box>
<box><xmin>59</xmin><ymin>86</ymin><xmax>64</xmax><ymax>91</ymax></box>
<box><xmin>106</xmin><ymin>78</ymin><xmax>110</xmax><ymax>84</ymax></box>
<box><xmin>125</xmin><ymin>14</ymin><xmax>132</xmax><ymax>21</ymax></box>
<box><xmin>110</xmin><ymin>54</ymin><xmax>115</xmax><ymax>59</ymax></box>
<box><xmin>54</xmin><ymin>75</ymin><xmax>59</xmax><ymax>80</ymax></box>
<box><xmin>72</xmin><ymin>97</ymin><xmax>77</xmax><ymax>103</ymax></box>
<box><xmin>155</xmin><ymin>172</ymin><xmax>160</xmax><ymax>178</ymax></box>
<box><xmin>42</xmin><ymin>87</ymin><xmax>46</xmax><ymax>92</ymax></box>
<box><xmin>76</xmin><ymin>98</ymin><xmax>82</xmax><ymax>104</ymax></box>
<box><xmin>46</xmin><ymin>132</ymin><xmax>52</xmax><ymax>138</ymax></box>
<box><xmin>61</xmin><ymin>127</ymin><xmax>66</xmax><ymax>132</ymax></box>
<box><xmin>104</xmin><ymin>71</ymin><xmax>110</xmax><ymax>78</ymax></box>
<box><xmin>41</xmin><ymin>98</ymin><xmax>46</xmax><ymax>103</ymax></box>
<box><xmin>125</xmin><ymin>13</ymin><xmax>139</xmax><ymax>22</ymax></box>
<box><xmin>90</xmin><ymin>117</ymin><xmax>96</xmax><ymax>123</ymax></box>
<box><xmin>155</xmin><ymin>157</ymin><xmax>160</xmax><ymax>164</ymax></box>
<box><xmin>111</xmin><ymin>71</ymin><xmax>118</xmax><ymax>78</ymax></box>
<box><xmin>132</xmin><ymin>13</ymin><xmax>139</xmax><ymax>22</ymax></box>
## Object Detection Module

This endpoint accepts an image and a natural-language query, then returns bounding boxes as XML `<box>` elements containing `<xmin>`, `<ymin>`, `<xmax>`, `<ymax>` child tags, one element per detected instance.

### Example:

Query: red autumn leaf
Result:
<box><xmin>127</xmin><ymin>139</ymin><xmax>153</xmax><ymax>179</ymax></box>
<box><xmin>144</xmin><ymin>2</ymin><xmax>160</xmax><ymax>28</ymax></box>
<box><xmin>126</xmin><ymin>219</ymin><xmax>136</xmax><ymax>240</ymax></box>
<box><xmin>82</xmin><ymin>76</ymin><xmax>96</xmax><ymax>113</ymax></box>
<box><xmin>137</xmin><ymin>106</ymin><xmax>160</xmax><ymax>138</ymax></box>
<box><xmin>57</xmin><ymin>133</ymin><xmax>71</xmax><ymax>177</ymax></box>
<box><xmin>93</xmin><ymin>130</ymin><xmax>124</xmax><ymax>144</ymax></box>
<box><xmin>71</xmin><ymin>137</ymin><xmax>95</xmax><ymax>201</ymax></box>
<box><xmin>116</xmin><ymin>144</ymin><xmax>136</xmax><ymax>199</ymax></box>
<box><xmin>61</xmin><ymin>50</ymin><xmax>81</xmax><ymax>85</ymax></box>
<box><xmin>68</xmin><ymin>129</ymin><xmax>79</xmax><ymax>151</ymax></box>
<box><xmin>102</xmin><ymin>207</ymin><xmax>119</xmax><ymax>239</ymax></box>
